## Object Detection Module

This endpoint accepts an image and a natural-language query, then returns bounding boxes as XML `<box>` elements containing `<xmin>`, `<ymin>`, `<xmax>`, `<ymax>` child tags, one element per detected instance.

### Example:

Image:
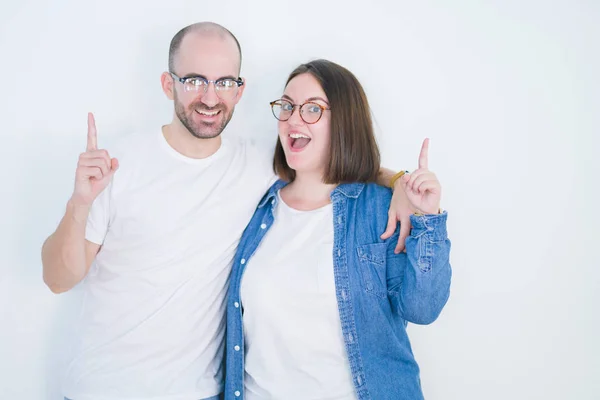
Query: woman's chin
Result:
<box><xmin>284</xmin><ymin>154</ymin><xmax>304</xmax><ymax>171</ymax></box>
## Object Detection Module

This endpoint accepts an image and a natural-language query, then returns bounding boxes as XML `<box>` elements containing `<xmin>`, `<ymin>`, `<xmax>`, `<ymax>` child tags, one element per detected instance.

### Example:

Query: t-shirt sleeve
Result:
<box><xmin>248</xmin><ymin>139</ymin><xmax>279</xmax><ymax>191</ymax></box>
<box><xmin>85</xmin><ymin>182</ymin><xmax>112</xmax><ymax>245</ymax></box>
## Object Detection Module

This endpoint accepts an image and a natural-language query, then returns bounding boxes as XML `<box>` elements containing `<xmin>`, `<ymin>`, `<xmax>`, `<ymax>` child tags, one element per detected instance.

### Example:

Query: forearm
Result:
<box><xmin>397</xmin><ymin>213</ymin><xmax>452</xmax><ymax>324</ymax></box>
<box><xmin>377</xmin><ymin>167</ymin><xmax>397</xmax><ymax>188</ymax></box>
<box><xmin>41</xmin><ymin>200</ymin><xmax>92</xmax><ymax>293</ymax></box>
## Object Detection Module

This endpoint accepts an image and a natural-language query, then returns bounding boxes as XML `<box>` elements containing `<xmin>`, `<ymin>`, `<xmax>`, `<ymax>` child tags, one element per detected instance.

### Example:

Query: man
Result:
<box><xmin>42</xmin><ymin>22</ymin><xmax>413</xmax><ymax>400</ymax></box>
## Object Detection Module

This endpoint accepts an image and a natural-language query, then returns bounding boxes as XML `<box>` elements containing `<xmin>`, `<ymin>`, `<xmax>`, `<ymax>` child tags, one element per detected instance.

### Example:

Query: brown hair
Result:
<box><xmin>273</xmin><ymin>59</ymin><xmax>380</xmax><ymax>184</ymax></box>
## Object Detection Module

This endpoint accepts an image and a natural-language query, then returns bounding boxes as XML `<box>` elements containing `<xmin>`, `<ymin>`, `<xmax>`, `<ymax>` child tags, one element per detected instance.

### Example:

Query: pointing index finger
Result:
<box><xmin>87</xmin><ymin>112</ymin><xmax>98</xmax><ymax>152</ymax></box>
<box><xmin>418</xmin><ymin>138</ymin><xmax>429</xmax><ymax>169</ymax></box>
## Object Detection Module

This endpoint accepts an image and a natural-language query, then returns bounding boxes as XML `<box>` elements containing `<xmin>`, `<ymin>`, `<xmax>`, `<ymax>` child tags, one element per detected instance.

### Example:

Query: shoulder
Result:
<box><xmin>225</xmin><ymin>136</ymin><xmax>277</xmax><ymax>187</ymax></box>
<box><xmin>225</xmin><ymin>136</ymin><xmax>273</xmax><ymax>160</ymax></box>
<box><xmin>353</xmin><ymin>183</ymin><xmax>393</xmax><ymax>232</ymax></box>
<box><xmin>336</xmin><ymin>182</ymin><xmax>392</xmax><ymax>208</ymax></box>
<box><xmin>357</xmin><ymin>183</ymin><xmax>393</xmax><ymax>208</ymax></box>
<box><xmin>360</xmin><ymin>182</ymin><xmax>393</xmax><ymax>199</ymax></box>
<box><xmin>336</xmin><ymin>182</ymin><xmax>392</xmax><ymax>221</ymax></box>
<box><xmin>222</xmin><ymin>137</ymin><xmax>272</xmax><ymax>171</ymax></box>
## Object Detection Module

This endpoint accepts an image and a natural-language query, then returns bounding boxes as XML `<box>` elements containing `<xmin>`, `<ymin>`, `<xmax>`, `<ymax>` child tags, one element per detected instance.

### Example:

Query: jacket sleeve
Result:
<box><xmin>386</xmin><ymin>212</ymin><xmax>452</xmax><ymax>325</ymax></box>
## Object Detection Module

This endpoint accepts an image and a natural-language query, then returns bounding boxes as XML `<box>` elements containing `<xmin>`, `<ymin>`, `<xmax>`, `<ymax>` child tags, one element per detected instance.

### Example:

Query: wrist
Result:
<box><xmin>389</xmin><ymin>170</ymin><xmax>409</xmax><ymax>190</ymax></box>
<box><xmin>414</xmin><ymin>206</ymin><xmax>442</xmax><ymax>216</ymax></box>
<box><xmin>66</xmin><ymin>198</ymin><xmax>92</xmax><ymax>223</ymax></box>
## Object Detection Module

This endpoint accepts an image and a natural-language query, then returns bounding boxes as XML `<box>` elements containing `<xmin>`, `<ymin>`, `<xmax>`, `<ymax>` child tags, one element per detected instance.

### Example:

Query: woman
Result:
<box><xmin>225</xmin><ymin>59</ymin><xmax>452</xmax><ymax>400</ymax></box>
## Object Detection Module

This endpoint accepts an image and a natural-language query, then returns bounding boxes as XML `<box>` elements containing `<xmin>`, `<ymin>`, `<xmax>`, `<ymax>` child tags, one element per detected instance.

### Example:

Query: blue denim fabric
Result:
<box><xmin>65</xmin><ymin>395</ymin><xmax>221</xmax><ymax>400</ymax></box>
<box><xmin>225</xmin><ymin>180</ymin><xmax>452</xmax><ymax>400</ymax></box>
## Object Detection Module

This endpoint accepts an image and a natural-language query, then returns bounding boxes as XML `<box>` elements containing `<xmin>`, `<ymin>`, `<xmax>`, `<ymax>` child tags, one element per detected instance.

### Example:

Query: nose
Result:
<box><xmin>287</xmin><ymin>106</ymin><xmax>305</xmax><ymax>127</ymax></box>
<box><xmin>200</xmin><ymin>82</ymin><xmax>219</xmax><ymax>108</ymax></box>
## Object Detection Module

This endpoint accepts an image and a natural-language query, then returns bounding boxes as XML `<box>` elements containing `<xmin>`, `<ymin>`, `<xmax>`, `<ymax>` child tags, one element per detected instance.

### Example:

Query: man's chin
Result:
<box><xmin>189</xmin><ymin>124</ymin><xmax>225</xmax><ymax>139</ymax></box>
<box><xmin>182</xmin><ymin>109</ymin><xmax>232</xmax><ymax>140</ymax></box>
<box><xmin>190</xmin><ymin>131</ymin><xmax>222</xmax><ymax>140</ymax></box>
<box><xmin>184</xmin><ymin>119</ymin><xmax>224</xmax><ymax>139</ymax></box>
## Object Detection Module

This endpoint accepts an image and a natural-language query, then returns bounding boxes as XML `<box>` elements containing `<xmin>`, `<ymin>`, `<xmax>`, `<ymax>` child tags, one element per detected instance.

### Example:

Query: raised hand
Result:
<box><xmin>400</xmin><ymin>138</ymin><xmax>442</xmax><ymax>215</ymax></box>
<box><xmin>70</xmin><ymin>113</ymin><xmax>119</xmax><ymax>206</ymax></box>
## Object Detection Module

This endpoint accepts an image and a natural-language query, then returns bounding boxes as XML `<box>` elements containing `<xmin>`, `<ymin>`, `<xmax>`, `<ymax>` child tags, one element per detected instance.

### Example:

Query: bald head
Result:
<box><xmin>168</xmin><ymin>22</ymin><xmax>242</xmax><ymax>73</ymax></box>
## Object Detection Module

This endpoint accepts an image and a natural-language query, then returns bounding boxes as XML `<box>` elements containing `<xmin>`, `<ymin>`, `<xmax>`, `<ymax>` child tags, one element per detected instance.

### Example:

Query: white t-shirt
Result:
<box><xmin>62</xmin><ymin>129</ymin><xmax>276</xmax><ymax>400</ymax></box>
<box><xmin>240</xmin><ymin>192</ymin><xmax>357</xmax><ymax>400</ymax></box>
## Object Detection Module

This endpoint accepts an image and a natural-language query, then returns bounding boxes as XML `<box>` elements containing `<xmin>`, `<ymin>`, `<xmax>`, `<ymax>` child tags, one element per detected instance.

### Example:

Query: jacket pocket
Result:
<box><xmin>356</xmin><ymin>243</ymin><xmax>387</xmax><ymax>298</ymax></box>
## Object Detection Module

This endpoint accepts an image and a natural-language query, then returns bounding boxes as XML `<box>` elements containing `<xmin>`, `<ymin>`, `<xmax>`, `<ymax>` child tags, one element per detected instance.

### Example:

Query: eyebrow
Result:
<box><xmin>281</xmin><ymin>94</ymin><xmax>329</xmax><ymax>105</ymax></box>
<box><xmin>182</xmin><ymin>73</ymin><xmax>238</xmax><ymax>80</ymax></box>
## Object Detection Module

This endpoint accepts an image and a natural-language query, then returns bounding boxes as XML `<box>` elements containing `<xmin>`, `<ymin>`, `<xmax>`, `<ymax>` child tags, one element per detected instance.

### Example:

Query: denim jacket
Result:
<box><xmin>225</xmin><ymin>180</ymin><xmax>452</xmax><ymax>400</ymax></box>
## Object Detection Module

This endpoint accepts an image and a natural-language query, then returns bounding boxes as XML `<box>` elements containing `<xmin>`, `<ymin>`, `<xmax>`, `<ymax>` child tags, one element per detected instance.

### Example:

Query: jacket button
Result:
<box><xmin>241</xmin><ymin>259</ymin><xmax>246</xmax><ymax>265</ymax></box>
<box><xmin>260</xmin><ymin>223</ymin><xmax>267</xmax><ymax>229</ymax></box>
<box><xmin>234</xmin><ymin>302</ymin><xmax>240</xmax><ymax>308</ymax></box>
<box><xmin>234</xmin><ymin>345</ymin><xmax>240</xmax><ymax>351</ymax></box>
<box><xmin>235</xmin><ymin>390</ymin><xmax>241</xmax><ymax>397</ymax></box>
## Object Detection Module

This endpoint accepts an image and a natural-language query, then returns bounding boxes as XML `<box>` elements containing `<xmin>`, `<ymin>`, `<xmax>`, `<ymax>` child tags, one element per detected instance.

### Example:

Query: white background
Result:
<box><xmin>1</xmin><ymin>0</ymin><xmax>598</xmax><ymax>399</ymax></box>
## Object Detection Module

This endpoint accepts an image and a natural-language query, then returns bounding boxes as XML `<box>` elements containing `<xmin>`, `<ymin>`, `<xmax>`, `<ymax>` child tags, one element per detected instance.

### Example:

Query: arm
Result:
<box><xmin>386</xmin><ymin>214</ymin><xmax>452</xmax><ymax>324</ymax></box>
<box><xmin>376</xmin><ymin>167</ymin><xmax>401</xmax><ymax>187</ymax></box>
<box><xmin>385</xmin><ymin>138</ymin><xmax>450</xmax><ymax>323</ymax></box>
<box><xmin>42</xmin><ymin>113</ymin><xmax>118</xmax><ymax>293</ymax></box>
<box><xmin>42</xmin><ymin>202</ymin><xmax>100</xmax><ymax>293</ymax></box>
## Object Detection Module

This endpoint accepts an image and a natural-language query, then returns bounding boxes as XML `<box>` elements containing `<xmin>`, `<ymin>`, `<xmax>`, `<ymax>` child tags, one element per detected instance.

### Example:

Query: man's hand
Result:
<box><xmin>381</xmin><ymin>178</ymin><xmax>415</xmax><ymax>254</ymax></box>
<box><xmin>71</xmin><ymin>113</ymin><xmax>119</xmax><ymax>207</ymax></box>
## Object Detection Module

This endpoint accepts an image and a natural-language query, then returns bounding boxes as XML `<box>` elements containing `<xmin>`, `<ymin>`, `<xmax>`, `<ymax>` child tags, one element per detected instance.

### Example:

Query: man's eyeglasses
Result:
<box><xmin>170</xmin><ymin>72</ymin><xmax>243</xmax><ymax>99</ymax></box>
<box><xmin>270</xmin><ymin>99</ymin><xmax>331</xmax><ymax>124</ymax></box>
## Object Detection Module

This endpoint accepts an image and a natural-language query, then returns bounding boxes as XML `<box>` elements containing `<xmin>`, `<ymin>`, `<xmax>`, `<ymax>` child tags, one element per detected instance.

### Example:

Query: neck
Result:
<box><xmin>162</xmin><ymin>118</ymin><xmax>221</xmax><ymax>159</ymax></box>
<box><xmin>281</xmin><ymin>171</ymin><xmax>337</xmax><ymax>211</ymax></box>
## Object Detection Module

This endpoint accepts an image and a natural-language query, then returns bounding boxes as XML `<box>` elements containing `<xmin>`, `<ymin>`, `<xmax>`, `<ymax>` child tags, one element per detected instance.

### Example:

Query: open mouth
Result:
<box><xmin>289</xmin><ymin>133</ymin><xmax>311</xmax><ymax>151</ymax></box>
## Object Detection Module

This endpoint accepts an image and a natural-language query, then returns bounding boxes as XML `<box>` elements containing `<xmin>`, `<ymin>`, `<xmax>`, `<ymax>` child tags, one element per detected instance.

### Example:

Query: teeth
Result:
<box><xmin>197</xmin><ymin>110</ymin><xmax>218</xmax><ymax>116</ymax></box>
<box><xmin>289</xmin><ymin>133</ymin><xmax>310</xmax><ymax>139</ymax></box>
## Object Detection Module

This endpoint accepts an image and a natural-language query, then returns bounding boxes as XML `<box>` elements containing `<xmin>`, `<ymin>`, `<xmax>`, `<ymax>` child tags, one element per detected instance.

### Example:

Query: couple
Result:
<box><xmin>42</xmin><ymin>21</ymin><xmax>452</xmax><ymax>400</ymax></box>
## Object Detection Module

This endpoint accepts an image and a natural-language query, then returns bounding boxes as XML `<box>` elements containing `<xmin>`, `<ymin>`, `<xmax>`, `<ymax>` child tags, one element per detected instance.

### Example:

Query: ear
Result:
<box><xmin>232</xmin><ymin>77</ymin><xmax>247</xmax><ymax>105</ymax></box>
<box><xmin>161</xmin><ymin>71</ymin><xmax>175</xmax><ymax>100</ymax></box>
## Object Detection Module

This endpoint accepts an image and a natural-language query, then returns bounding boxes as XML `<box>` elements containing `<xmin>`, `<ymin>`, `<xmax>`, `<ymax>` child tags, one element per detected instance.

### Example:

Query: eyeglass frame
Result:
<box><xmin>170</xmin><ymin>72</ymin><xmax>244</xmax><ymax>97</ymax></box>
<box><xmin>269</xmin><ymin>99</ymin><xmax>331</xmax><ymax>124</ymax></box>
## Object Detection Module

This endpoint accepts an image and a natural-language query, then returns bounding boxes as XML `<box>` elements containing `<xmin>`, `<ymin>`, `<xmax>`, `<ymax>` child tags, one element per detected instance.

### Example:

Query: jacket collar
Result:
<box><xmin>258</xmin><ymin>180</ymin><xmax>366</xmax><ymax>209</ymax></box>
